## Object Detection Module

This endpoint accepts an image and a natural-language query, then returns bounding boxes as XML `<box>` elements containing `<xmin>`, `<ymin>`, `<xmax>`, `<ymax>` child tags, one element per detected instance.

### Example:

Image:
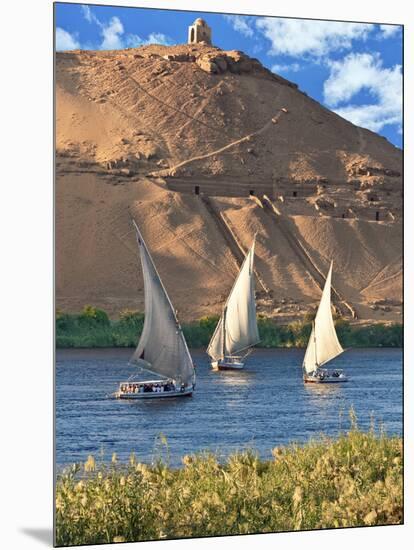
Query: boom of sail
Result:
<box><xmin>207</xmin><ymin>237</ymin><xmax>260</xmax><ymax>361</ymax></box>
<box><xmin>302</xmin><ymin>261</ymin><xmax>344</xmax><ymax>374</ymax></box>
<box><xmin>130</xmin><ymin>222</ymin><xmax>194</xmax><ymax>386</ymax></box>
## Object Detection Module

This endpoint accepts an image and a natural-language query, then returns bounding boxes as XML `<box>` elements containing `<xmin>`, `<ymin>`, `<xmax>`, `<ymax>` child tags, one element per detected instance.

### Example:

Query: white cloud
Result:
<box><xmin>324</xmin><ymin>53</ymin><xmax>401</xmax><ymax>106</ymax></box>
<box><xmin>124</xmin><ymin>32</ymin><xmax>172</xmax><ymax>48</ymax></box>
<box><xmin>272</xmin><ymin>62</ymin><xmax>301</xmax><ymax>74</ymax></box>
<box><xmin>56</xmin><ymin>28</ymin><xmax>80</xmax><ymax>51</ymax></box>
<box><xmin>81</xmin><ymin>5</ymin><xmax>95</xmax><ymax>24</ymax></box>
<box><xmin>100</xmin><ymin>16</ymin><xmax>124</xmax><ymax>50</ymax></box>
<box><xmin>378</xmin><ymin>24</ymin><xmax>401</xmax><ymax>39</ymax></box>
<box><xmin>124</xmin><ymin>33</ymin><xmax>143</xmax><ymax>48</ymax></box>
<box><xmin>146</xmin><ymin>32</ymin><xmax>172</xmax><ymax>46</ymax></box>
<box><xmin>224</xmin><ymin>15</ymin><xmax>254</xmax><ymax>37</ymax></box>
<box><xmin>81</xmin><ymin>5</ymin><xmax>172</xmax><ymax>50</ymax></box>
<box><xmin>323</xmin><ymin>52</ymin><xmax>402</xmax><ymax>133</ymax></box>
<box><xmin>333</xmin><ymin>104</ymin><xmax>400</xmax><ymax>133</ymax></box>
<box><xmin>255</xmin><ymin>18</ymin><xmax>373</xmax><ymax>57</ymax></box>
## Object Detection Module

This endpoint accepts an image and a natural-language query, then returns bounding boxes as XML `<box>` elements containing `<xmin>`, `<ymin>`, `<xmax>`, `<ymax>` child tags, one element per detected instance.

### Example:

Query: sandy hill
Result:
<box><xmin>56</xmin><ymin>43</ymin><xmax>402</xmax><ymax>324</ymax></box>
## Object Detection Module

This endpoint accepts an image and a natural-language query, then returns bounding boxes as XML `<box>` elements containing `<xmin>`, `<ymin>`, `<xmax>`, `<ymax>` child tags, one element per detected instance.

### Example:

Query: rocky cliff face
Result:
<box><xmin>56</xmin><ymin>43</ymin><xmax>402</xmax><ymax>323</ymax></box>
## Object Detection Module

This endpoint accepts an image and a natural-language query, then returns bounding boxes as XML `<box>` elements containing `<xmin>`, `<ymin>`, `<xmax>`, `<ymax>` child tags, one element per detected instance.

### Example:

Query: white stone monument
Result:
<box><xmin>188</xmin><ymin>18</ymin><xmax>212</xmax><ymax>45</ymax></box>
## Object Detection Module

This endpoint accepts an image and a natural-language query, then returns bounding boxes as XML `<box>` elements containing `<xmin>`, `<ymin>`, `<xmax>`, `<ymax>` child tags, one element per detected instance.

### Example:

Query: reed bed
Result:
<box><xmin>55</xmin><ymin>423</ymin><xmax>403</xmax><ymax>546</ymax></box>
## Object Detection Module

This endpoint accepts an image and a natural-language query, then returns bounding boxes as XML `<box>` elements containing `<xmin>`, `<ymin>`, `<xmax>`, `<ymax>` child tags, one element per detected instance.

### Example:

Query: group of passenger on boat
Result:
<box><xmin>305</xmin><ymin>368</ymin><xmax>347</xmax><ymax>383</ymax></box>
<box><xmin>119</xmin><ymin>380</ymin><xmax>179</xmax><ymax>395</ymax></box>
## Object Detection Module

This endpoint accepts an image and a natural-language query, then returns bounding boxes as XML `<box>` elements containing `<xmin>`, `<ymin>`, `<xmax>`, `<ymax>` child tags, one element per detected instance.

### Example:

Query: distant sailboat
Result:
<box><xmin>207</xmin><ymin>236</ymin><xmax>260</xmax><ymax>370</ymax></box>
<box><xmin>302</xmin><ymin>261</ymin><xmax>348</xmax><ymax>383</ymax></box>
<box><xmin>115</xmin><ymin>221</ymin><xmax>196</xmax><ymax>399</ymax></box>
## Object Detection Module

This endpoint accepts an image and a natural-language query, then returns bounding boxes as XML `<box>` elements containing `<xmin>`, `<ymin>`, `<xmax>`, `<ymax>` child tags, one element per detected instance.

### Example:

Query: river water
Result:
<box><xmin>56</xmin><ymin>348</ymin><xmax>402</xmax><ymax>467</ymax></box>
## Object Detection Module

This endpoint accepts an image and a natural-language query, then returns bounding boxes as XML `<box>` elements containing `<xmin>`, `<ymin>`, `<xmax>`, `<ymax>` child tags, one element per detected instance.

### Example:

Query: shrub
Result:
<box><xmin>79</xmin><ymin>305</ymin><xmax>110</xmax><ymax>326</ymax></box>
<box><xmin>199</xmin><ymin>315</ymin><xmax>220</xmax><ymax>332</ymax></box>
<box><xmin>118</xmin><ymin>310</ymin><xmax>145</xmax><ymax>328</ymax></box>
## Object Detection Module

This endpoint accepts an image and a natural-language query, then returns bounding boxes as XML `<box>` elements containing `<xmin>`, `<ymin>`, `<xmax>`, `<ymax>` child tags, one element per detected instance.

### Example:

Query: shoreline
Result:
<box><xmin>56</xmin><ymin>308</ymin><xmax>403</xmax><ymax>350</ymax></box>
<box><xmin>56</xmin><ymin>346</ymin><xmax>403</xmax><ymax>354</ymax></box>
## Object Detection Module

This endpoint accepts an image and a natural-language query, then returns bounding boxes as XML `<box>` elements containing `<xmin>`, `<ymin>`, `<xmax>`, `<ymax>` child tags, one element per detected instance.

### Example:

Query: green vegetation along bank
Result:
<box><xmin>56</xmin><ymin>306</ymin><xmax>403</xmax><ymax>349</ymax></box>
<box><xmin>56</xmin><ymin>425</ymin><xmax>402</xmax><ymax>546</ymax></box>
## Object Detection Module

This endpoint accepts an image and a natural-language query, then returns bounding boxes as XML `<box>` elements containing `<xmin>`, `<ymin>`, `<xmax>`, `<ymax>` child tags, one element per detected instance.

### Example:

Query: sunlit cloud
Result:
<box><xmin>324</xmin><ymin>52</ymin><xmax>402</xmax><ymax>133</ymax></box>
<box><xmin>378</xmin><ymin>24</ymin><xmax>401</xmax><ymax>39</ymax></box>
<box><xmin>80</xmin><ymin>4</ymin><xmax>172</xmax><ymax>50</ymax></box>
<box><xmin>255</xmin><ymin>18</ymin><xmax>373</xmax><ymax>58</ymax></box>
<box><xmin>223</xmin><ymin>15</ymin><xmax>254</xmax><ymax>38</ymax></box>
<box><xmin>56</xmin><ymin>28</ymin><xmax>80</xmax><ymax>51</ymax></box>
<box><xmin>271</xmin><ymin>62</ymin><xmax>301</xmax><ymax>74</ymax></box>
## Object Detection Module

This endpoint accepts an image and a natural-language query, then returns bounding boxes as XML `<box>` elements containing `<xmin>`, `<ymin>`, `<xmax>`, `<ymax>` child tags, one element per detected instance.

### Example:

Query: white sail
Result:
<box><xmin>207</xmin><ymin>237</ymin><xmax>260</xmax><ymax>361</ymax></box>
<box><xmin>303</xmin><ymin>261</ymin><xmax>344</xmax><ymax>374</ymax></box>
<box><xmin>130</xmin><ymin>222</ymin><xmax>194</xmax><ymax>385</ymax></box>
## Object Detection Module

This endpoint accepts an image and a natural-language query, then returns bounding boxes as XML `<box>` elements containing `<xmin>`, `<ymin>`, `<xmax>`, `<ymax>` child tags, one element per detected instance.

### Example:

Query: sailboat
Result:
<box><xmin>115</xmin><ymin>221</ymin><xmax>196</xmax><ymax>399</ymax></box>
<box><xmin>302</xmin><ymin>261</ymin><xmax>348</xmax><ymax>383</ymax></box>
<box><xmin>207</xmin><ymin>236</ymin><xmax>260</xmax><ymax>370</ymax></box>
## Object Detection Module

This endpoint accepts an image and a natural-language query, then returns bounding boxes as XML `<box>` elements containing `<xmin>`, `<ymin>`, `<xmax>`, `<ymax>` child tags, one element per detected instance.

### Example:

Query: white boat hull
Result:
<box><xmin>116</xmin><ymin>388</ymin><xmax>193</xmax><ymax>399</ymax></box>
<box><xmin>211</xmin><ymin>359</ymin><xmax>244</xmax><ymax>371</ymax></box>
<box><xmin>115</xmin><ymin>378</ymin><xmax>194</xmax><ymax>399</ymax></box>
<box><xmin>304</xmin><ymin>370</ymin><xmax>348</xmax><ymax>384</ymax></box>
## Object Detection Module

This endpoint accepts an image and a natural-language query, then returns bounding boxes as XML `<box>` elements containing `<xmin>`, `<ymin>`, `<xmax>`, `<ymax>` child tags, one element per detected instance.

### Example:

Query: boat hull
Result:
<box><xmin>304</xmin><ymin>373</ymin><xmax>348</xmax><ymax>384</ymax></box>
<box><xmin>116</xmin><ymin>388</ymin><xmax>193</xmax><ymax>399</ymax></box>
<box><xmin>211</xmin><ymin>359</ymin><xmax>244</xmax><ymax>371</ymax></box>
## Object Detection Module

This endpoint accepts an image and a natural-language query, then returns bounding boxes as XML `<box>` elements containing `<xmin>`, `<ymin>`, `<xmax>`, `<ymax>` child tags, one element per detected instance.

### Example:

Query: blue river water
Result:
<box><xmin>56</xmin><ymin>348</ymin><xmax>402</xmax><ymax>467</ymax></box>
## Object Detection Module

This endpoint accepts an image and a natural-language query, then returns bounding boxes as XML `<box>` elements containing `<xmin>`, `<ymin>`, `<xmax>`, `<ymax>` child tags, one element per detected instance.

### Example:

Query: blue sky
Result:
<box><xmin>55</xmin><ymin>3</ymin><xmax>403</xmax><ymax>148</ymax></box>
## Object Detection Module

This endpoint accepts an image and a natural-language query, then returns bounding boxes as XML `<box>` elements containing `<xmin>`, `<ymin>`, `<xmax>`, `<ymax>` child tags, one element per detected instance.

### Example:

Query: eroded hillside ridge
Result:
<box><xmin>56</xmin><ymin>44</ymin><xmax>402</xmax><ymax>323</ymax></box>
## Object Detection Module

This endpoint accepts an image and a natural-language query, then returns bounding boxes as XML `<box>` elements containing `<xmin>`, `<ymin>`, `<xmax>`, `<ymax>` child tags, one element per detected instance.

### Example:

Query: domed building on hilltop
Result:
<box><xmin>188</xmin><ymin>18</ymin><xmax>212</xmax><ymax>45</ymax></box>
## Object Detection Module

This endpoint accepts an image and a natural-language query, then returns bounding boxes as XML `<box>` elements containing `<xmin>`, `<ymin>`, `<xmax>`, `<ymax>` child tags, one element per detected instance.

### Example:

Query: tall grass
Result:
<box><xmin>55</xmin><ymin>423</ymin><xmax>402</xmax><ymax>546</ymax></box>
<box><xmin>56</xmin><ymin>307</ymin><xmax>403</xmax><ymax>349</ymax></box>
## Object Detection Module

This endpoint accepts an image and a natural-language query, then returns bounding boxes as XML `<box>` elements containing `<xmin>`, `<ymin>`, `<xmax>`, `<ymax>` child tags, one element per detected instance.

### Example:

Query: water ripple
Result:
<box><xmin>56</xmin><ymin>348</ymin><xmax>402</xmax><ymax>467</ymax></box>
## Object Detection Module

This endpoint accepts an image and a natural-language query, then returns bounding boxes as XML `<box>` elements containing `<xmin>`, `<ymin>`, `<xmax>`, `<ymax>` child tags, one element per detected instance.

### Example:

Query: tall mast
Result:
<box><xmin>222</xmin><ymin>306</ymin><xmax>227</xmax><ymax>359</ymax></box>
<box><xmin>313</xmin><ymin>320</ymin><xmax>318</xmax><ymax>368</ymax></box>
